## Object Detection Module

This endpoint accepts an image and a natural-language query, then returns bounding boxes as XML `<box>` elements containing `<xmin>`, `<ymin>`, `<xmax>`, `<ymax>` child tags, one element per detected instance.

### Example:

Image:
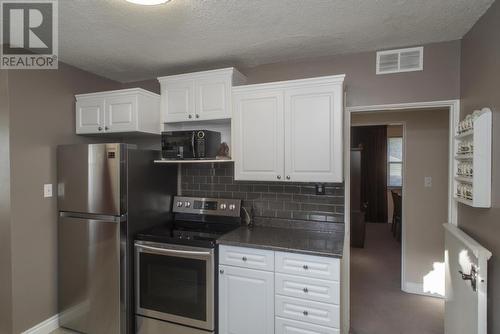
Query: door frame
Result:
<box><xmin>342</xmin><ymin>99</ymin><xmax>460</xmax><ymax>333</ymax></box>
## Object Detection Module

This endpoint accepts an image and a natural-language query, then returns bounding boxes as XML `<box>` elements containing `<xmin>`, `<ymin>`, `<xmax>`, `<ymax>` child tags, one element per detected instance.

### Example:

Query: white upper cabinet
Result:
<box><xmin>284</xmin><ymin>84</ymin><xmax>343</xmax><ymax>182</ymax></box>
<box><xmin>232</xmin><ymin>89</ymin><xmax>285</xmax><ymax>181</ymax></box>
<box><xmin>158</xmin><ymin>68</ymin><xmax>246</xmax><ymax>123</ymax></box>
<box><xmin>76</xmin><ymin>96</ymin><xmax>105</xmax><ymax>134</ymax></box>
<box><xmin>75</xmin><ymin>88</ymin><xmax>160</xmax><ymax>135</ymax></box>
<box><xmin>232</xmin><ymin>75</ymin><xmax>345</xmax><ymax>183</ymax></box>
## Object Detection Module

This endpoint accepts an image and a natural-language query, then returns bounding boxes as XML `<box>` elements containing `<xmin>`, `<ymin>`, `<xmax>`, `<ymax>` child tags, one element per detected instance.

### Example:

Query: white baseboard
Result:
<box><xmin>21</xmin><ymin>314</ymin><xmax>59</xmax><ymax>334</ymax></box>
<box><xmin>403</xmin><ymin>282</ymin><xmax>444</xmax><ymax>299</ymax></box>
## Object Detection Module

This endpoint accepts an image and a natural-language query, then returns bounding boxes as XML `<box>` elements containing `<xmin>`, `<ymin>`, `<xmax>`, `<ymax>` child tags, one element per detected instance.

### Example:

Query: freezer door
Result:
<box><xmin>58</xmin><ymin>214</ymin><xmax>121</xmax><ymax>334</ymax></box>
<box><xmin>58</xmin><ymin>143</ymin><xmax>125</xmax><ymax>215</ymax></box>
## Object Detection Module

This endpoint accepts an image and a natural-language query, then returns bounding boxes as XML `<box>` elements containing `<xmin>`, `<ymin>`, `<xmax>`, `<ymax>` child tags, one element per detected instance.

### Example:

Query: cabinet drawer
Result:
<box><xmin>219</xmin><ymin>245</ymin><xmax>274</xmax><ymax>271</ymax></box>
<box><xmin>275</xmin><ymin>273</ymin><xmax>339</xmax><ymax>304</ymax></box>
<box><xmin>276</xmin><ymin>295</ymin><xmax>339</xmax><ymax>328</ymax></box>
<box><xmin>275</xmin><ymin>252</ymin><xmax>340</xmax><ymax>281</ymax></box>
<box><xmin>276</xmin><ymin>317</ymin><xmax>340</xmax><ymax>334</ymax></box>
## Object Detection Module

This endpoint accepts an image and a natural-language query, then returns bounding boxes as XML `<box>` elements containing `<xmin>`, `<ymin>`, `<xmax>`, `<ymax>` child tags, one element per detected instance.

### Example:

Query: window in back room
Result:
<box><xmin>388</xmin><ymin>137</ymin><xmax>403</xmax><ymax>188</ymax></box>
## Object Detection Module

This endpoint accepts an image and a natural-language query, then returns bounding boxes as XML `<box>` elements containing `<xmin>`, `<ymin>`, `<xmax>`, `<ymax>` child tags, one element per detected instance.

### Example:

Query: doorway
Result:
<box><xmin>348</xmin><ymin>108</ymin><xmax>450</xmax><ymax>334</ymax></box>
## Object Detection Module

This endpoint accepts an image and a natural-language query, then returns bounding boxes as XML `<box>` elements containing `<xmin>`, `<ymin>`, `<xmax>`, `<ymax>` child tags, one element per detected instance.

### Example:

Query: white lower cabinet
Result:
<box><xmin>275</xmin><ymin>273</ymin><xmax>340</xmax><ymax>304</ymax></box>
<box><xmin>219</xmin><ymin>245</ymin><xmax>341</xmax><ymax>334</ymax></box>
<box><xmin>219</xmin><ymin>265</ymin><xmax>274</xmax><ymax>334</ymax></box>
<box><xmin>275</xmin><ymin>295</ymin><xmax>340</xmax><ymax>328</ymax></box>
<box><xmin>276</xmin><ymin>317</ymin><xmax>340</xmax><ymax>334</ymax></box>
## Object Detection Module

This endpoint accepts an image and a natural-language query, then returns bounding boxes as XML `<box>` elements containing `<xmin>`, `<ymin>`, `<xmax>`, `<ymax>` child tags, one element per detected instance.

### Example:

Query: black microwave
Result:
<box><xmin>161</xmin><ymin>130</ymin><xmax>221</xmax><ymax>160</ymax></box>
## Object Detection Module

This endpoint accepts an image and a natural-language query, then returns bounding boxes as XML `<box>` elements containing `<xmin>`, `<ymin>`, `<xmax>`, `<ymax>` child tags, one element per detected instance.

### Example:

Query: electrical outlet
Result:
<box><xmin>44</xmin><ymin>184</ymin><xmax>53</xmax><ymax>198</ymax></box>
<box><xmin>315</xmin><ymin>184</ymin><xmax>325</xmax><ymax>195</ymax></box>
<box><xmin>424</xmin><ymin>177</ymin><xmax>432</xmax><ymax>188</ymax></box>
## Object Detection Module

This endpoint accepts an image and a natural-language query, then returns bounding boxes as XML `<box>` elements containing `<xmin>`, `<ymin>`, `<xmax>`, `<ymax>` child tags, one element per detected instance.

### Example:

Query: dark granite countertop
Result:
<box><xmin>216</xmin><ymin>225</ymin><xmax>344</xmax><ymax>258</ymax></box>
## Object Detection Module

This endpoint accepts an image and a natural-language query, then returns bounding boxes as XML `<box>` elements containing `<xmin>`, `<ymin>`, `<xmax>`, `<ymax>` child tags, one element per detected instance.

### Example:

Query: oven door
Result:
<box><xmin>135</xmin><ymin>241</ymin><xmax>214</xmax><ymax>331</ymax></box>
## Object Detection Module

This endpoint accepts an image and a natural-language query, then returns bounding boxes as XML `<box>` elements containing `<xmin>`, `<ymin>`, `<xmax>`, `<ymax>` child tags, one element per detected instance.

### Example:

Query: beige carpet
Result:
<box><xmin>350</xmin><ymin>223</ymin><xmax>444</xmax><ymax>334</ymax></box>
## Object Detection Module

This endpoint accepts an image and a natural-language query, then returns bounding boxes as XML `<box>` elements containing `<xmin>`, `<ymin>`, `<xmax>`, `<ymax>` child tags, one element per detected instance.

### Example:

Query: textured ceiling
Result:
<box><xmin>59</xmin><ymin>0</ymin><xmax>493</xmax><ymax>82</ymax></box>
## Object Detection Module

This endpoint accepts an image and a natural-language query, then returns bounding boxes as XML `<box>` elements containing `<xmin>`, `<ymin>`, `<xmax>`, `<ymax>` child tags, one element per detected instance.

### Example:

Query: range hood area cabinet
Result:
<box><xmin>158</xmin><ymin>68</ymin><xmax>247</xmax><ymax>123</ymax></box>
<box><xmin>75</xmin><ymin>88</ymin><xmax>161</xmax><ymax>135</ymax></box>
<box><xmin>232</xmin><ymin>75</ymin><xmax>345</xmax><ymax>183</ymax></box>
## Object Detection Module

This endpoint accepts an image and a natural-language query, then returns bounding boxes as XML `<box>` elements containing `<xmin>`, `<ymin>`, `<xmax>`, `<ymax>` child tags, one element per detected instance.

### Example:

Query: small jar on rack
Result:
<box><xmin>457</xmin><ymin>161</ymin><xmax>473</xmax><ymax>177</ymax></box>
<box><xmin>456</xmin><ymin>110</ymin><xmax>484</xmax><ymax>134</ymax></box>
<box><xmin>457</xmin><ymin>183</ymin><xmax>473</xmax><ymax>200</ymax></box>
<box><xmin>457</xmin><ymin>140</ymin><xmax>474</xmax><ymax>155</ymax></box>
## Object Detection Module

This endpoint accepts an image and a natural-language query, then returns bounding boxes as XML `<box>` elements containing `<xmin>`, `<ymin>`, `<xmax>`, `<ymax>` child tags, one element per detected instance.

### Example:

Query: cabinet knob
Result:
<box><xmin>220</xmin><ymin>269</ymin><xmax>224</xmax><ymax>274</ymax></box>
<box><xmin>98</xmin><ymin>127</ymin><xmax>102</xmax><ymax>131</ymax></box>
<box><xmin>188</xmin><ymin>115</ymin><xmax>193</xmax><ymax>119</ymax></box>
<box><xmin>286</xmin><ymin>175</ymin><xmax>291</xmax><ymax>180</ymax></box>
<box><xmin>303</xmin><ymin>287</ymin><xmax>309</xmax><ymax>293</ymax></box>
<box><xmin>303</xmin><ymin>311</ymin><xmax>309</xmax><ymax>316</ymax></box>
<box><xmin>195</xmin><ymin>114</ymin><xmax>200</xmax><ymax>118</ymax></box>
<box><xmin>303</xmin><ymin>265</ymin><xmax>309</xmax><ymax>270</ymax></box>
<box><xmin>242</xmin><ymin>256</ymin><xmax>247</xmax><ymax>262</ymax></box>
<box><xmin>277</xmin><ymin>175</ymin><xmax>281</xmax><ymax>180</ymax></box>
<box><xmin>104</xmin><ymin>126</ymin><xmax>109</xmax><ymax>130</ymax></box>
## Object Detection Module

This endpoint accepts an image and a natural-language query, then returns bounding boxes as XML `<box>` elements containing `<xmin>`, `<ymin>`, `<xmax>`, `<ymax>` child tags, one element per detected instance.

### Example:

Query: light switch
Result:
<box><xmin>44</xmin><ymin>184</ymin><xmax>53</xmax><ymax>198</ymax></box>
<box><xmin>424</xmin><ymin>177</ymin><xmax>432</xmax><ymax>188</ymax></box>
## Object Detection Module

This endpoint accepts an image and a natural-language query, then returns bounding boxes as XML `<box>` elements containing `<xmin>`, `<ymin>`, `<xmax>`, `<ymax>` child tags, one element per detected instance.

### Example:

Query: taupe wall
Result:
<box><xmin>352</xmin><ymin>109</ymin><xmax>449</xmax><ymax>289</ymax></box>
<box><xmin>7</xmin><ymin>63</ymin><xmax>120</xmax><ymax>332</ymax></box>
<box><xmin>243</xmin><ymin>40</ymin><xmax>460</xmax><ymax>106</ymax></box>
<box><xmin>0</xmin><ymin>71</ymin><xmax>12</xmax><ymax>334</ymax></box>
<box><xmin>127</xmin><ymin>40</ymin><xmax>461</xmax><ymax>107</ymax></box>
<box><xmin>458</xmin><ymin>1</ymin><xmax>500</xmax><ymax>333</ymax></box>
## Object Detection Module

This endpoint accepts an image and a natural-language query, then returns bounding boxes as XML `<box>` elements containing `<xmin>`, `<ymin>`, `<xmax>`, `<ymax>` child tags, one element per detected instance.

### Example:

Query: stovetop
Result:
<box><xmin>136</xmin><ymin>196</ymin><xmax>243</xmax><ymax>248</ymax></box>
<box><xmin>136</xmin><ymin>220</ymin><xmax>241</xmax><ymax>248</ymax></box>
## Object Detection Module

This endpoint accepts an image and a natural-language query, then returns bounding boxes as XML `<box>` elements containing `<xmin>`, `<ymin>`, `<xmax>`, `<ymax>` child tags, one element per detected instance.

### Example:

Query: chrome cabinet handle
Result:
<box><xmin>136</xmin><ymin>244</ymin><xmax>211</xmax><ymax>256</ymax></box>
<box><xmin>188</xmin><ymin>114</ymin><xmax>193</xmax><ymax>119</ymax></box>
<box><xmin>303</xmin><ymin>265</ymin><xmax>309</xmax><ymax>270</ymax></box>
<box><xmin>220</xmin><ymin>269</ymin><xmax>224</xmax><ymax>274</ymax></box>
<box><xmin>277</xmin><ymin>175</ymin><xmax>281</xmax><ymax>180</ymax></box>
<box><xmin>303</xmin><ymin>311</ymin><xmax>308</xmax><ymax>316</ymax></box>
<box><xmin>195</xmin><ymin>114</ymin><xmax>200</xmax><ymax>118</ymax></box>
<box><xmin>98</xmin><ymin>126</ymin><xmax>103</xmax><ymax>131</ymax></box>
<box><xmin>242</xmin><ymin>256</ymin><xmax>247</xmax><ymax>262</ymax></box>
<box><xmin>303</xmin><ymin>287</ymin><xmax>308</xmax><ymax>293</ymax></box>
<box><xmin>286</xmin><ymin>175</ymin><xmax>291</xmax><ymax>180</ymax></box>
<box><xmin>104</xmin><ymin>126</ymin><xmax>109</xmax><ymax>130</ymax></box>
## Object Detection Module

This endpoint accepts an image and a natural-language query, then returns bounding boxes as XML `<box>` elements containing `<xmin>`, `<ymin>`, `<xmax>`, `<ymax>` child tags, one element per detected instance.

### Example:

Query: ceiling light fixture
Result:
<box><xmin>125</xmin><ymin>0</ymin><xmax>171</xmax><ymax>5</ymax></box>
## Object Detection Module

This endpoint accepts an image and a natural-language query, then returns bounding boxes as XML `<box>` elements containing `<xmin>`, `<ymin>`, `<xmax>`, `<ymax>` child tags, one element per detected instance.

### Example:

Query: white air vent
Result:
<box><xmin>376</xmin><ymin>47</ymin><xmax>423</xmax><ymax>74</ymax></box>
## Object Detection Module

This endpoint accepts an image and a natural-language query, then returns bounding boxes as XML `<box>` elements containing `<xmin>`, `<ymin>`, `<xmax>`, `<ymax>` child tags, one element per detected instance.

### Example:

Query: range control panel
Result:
<box><xmin>173</xmin><ymin>196</ymin><xmax>242</xmax><ymax>217</ymax></box>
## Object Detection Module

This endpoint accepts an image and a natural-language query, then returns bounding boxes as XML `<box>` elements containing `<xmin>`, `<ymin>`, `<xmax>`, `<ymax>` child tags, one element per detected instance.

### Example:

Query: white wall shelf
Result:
<box><xmin>453</xmin><ymin>108</ymin><xmax>492</xmax><ymax>208</ymax></box>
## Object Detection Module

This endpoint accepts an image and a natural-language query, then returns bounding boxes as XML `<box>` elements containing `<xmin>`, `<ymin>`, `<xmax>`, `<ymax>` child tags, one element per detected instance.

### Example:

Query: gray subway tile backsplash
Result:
<box><xmin>180</xmin><ymin>163</ymin><xmax>344</xmax><ymax>224</ymax></box>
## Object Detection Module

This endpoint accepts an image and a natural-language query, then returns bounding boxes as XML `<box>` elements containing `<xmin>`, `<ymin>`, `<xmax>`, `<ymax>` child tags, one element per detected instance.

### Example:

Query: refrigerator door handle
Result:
<box><xmin>59</xmin><ymin>211</ymin><xmax>127</xmax><ymax>222</ymax></box>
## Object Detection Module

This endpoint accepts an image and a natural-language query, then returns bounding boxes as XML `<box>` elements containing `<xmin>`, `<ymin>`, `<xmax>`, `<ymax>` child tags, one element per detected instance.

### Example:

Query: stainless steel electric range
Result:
<box><xmin>134</xmin><ymin>196</ymin><xmax>242</xmax><ymax>334</ymax></box>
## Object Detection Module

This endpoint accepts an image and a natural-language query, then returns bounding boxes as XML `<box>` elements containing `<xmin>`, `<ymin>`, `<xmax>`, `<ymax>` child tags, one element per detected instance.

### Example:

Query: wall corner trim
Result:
<box><xmin>21</xmin><ymin>314</ymin><xmax>59</xmax><ymax>334</ymax></box>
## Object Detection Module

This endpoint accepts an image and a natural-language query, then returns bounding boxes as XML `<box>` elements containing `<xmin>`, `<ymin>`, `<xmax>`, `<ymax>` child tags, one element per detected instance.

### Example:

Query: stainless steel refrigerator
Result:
<box><xmin>57</xmin><ymin>143</ymin><xmax>177</xmax><ymax>334</ymax></box>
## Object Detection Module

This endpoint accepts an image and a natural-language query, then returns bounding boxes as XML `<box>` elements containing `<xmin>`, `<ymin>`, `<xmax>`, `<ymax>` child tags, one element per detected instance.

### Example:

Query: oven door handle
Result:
<box><xmin>136</xmin><ymin>244</ymin><xmax>212</xmax><ymax>257</ymax></box>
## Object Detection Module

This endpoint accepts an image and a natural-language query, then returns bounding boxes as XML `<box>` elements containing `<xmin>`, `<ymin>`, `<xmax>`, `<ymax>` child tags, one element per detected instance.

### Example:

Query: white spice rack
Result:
<box><xmin>453</xmin><ymin>108</ymin><xmax>492</xmax><ymax>208</ymax></box>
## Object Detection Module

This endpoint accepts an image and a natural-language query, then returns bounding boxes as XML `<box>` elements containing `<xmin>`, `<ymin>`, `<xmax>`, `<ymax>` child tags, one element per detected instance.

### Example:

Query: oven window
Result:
<box><xmin>139</xmin><ymin>252</ymin><xmax>207</xmax><ymax>321</ymax></box>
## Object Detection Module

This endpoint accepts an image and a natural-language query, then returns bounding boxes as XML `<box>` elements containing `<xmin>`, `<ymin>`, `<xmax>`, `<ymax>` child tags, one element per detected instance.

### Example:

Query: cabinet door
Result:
<box><xmin>276</xmin><ymin>317</ymin><xmax>340</xmax><ymax>334</ymax></box>
<box><xmin>162</xmin><ymin>80</ymin><xmax>195</xmax><ymax>123</ymax></box>
<box><xmin>284</xmin><ymin>84</ymin><xmax>343</xmax><ymax>182</ymax></box>
<box><xmin>195</xmin><ymin>75</ymin><xmax>231</xmax><ymax>120</ymax></box>
<box><xmin>219</xmin><ymin>265</ymin><xmax>274</xmax><ymax>334</ymax></box>
<box><xmin>233</xmin><ymin>90</ymin><xmax>285</xmax><ymax>181</ymax></box>
<box><xmin>105</xmin><ymin>94</ymin><xmax>138</xmax><ymax>132</ymax></box>
<box><xmin>76</xmin><ymin>97</ymin><xmax>105</xmax><ymax>134</ymax></box>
